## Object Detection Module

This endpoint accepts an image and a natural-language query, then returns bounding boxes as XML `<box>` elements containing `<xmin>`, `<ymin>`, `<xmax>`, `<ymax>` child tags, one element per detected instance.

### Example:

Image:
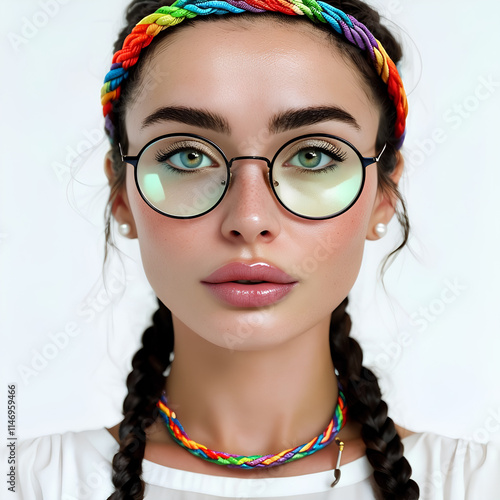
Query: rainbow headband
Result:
<box><xmin>101</xmin><ymin>0</ymin><xmax>408</xmax><ymax>148</ymax></box>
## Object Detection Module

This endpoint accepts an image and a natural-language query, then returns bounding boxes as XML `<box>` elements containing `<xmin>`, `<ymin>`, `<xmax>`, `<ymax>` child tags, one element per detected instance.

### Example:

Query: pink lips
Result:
<box><xmin>201</xmin><ymin>262</ymin><xmax>298</xmax><ymax>307</ymax></box>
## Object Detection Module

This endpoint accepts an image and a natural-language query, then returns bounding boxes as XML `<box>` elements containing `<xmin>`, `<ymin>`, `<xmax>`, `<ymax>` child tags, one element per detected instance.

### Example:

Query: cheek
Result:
<box><xmin>125</xmin><ymin>166</ymin><xmax>222</xmax><ymax>307</ymax></box>
<box><xmin>125</xmin><ymin>167</ymin><xmax>193</xmax><ymax>293</ymax></box>
<box><xmin>301</xmin><ymin>166</ymin><xmax>377</xmax><ymax>304</ymax></box>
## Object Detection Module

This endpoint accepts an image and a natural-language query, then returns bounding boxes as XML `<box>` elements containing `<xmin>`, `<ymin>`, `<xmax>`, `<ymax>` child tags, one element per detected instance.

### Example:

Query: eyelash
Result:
<box><xmin>154</xmin><ymin>142</ymin><xmax>217</xmax><ymax>173</ymax></box>
<box><xmin>287</xmin><ymin>142</ymin><xmax>348</xmax><ymax>163</ymax></box>
<box><xmin>151</xmin><ymin>138</ymin><xmax>348</xmax><ymax>176</ymax></box>
<box><xmin>284</xmin><ymin>141</ymin><xmax>348</xmax><ymax>174</ymax></box>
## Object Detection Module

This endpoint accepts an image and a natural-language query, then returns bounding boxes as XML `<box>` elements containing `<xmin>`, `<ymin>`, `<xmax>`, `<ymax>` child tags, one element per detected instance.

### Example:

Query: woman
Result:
<box><xmin>11</xmin><ymin>0</ymin><xmax>499</xmax><ymax>499</ymax></box>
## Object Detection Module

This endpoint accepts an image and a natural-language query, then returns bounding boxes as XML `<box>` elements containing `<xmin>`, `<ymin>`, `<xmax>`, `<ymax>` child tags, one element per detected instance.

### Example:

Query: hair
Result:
<box><xmin>103</xmin><ymin>1</ymin><xmax>418</xmax><ymax>499</ymax></box>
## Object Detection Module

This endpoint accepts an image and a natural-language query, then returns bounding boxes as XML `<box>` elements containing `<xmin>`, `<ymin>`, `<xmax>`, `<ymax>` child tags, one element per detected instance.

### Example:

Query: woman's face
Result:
<box><xmin>119</xmin><ymin>18</ymin><xmax>391</xmax><ymax>350</ymax></box>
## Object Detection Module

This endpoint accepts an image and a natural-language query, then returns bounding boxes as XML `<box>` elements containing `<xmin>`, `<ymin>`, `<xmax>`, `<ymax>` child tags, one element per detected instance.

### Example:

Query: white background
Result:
<box><xmin>1</xmin><ymin>0</ymin><xmax>499</xmax><ymax>447</ymax></box>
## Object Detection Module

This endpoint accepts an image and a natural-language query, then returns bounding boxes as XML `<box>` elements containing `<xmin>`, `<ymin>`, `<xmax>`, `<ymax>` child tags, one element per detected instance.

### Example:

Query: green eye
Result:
<box><xmin>168</xmin><ymin>148</ymin><xmax>213</xmax><ymax>169</ymax></box>
<box><xmin>288</xmin><ymin>148</ymin><xmax>333</xmax><ymax>169</ymax></box>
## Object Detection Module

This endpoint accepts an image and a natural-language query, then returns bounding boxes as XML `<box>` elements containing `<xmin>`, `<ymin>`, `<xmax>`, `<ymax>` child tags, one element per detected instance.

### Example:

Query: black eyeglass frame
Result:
<box><xmin>119</xmin><ymin>133</ymin><xmax>386</xmax><ymax>220</ymax></box>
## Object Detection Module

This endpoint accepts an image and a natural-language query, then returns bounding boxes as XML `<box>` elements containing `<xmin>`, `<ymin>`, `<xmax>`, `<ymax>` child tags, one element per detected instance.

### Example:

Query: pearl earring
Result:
<box><xmin>118</xmin><ymin>223</ymin><xmax>131</xmax><ymax>237</ymax></box>
<box><xmin>374</xmin><ymin>223</ymin><xmax>387</xmax><ymax>238</ymax></box>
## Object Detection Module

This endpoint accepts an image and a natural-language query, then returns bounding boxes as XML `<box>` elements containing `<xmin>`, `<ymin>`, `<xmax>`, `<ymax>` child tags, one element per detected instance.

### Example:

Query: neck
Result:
<box><xmin>163</xmin><ymin>314</ymin><xmax>338</xmax><ymax>456</ymax></box>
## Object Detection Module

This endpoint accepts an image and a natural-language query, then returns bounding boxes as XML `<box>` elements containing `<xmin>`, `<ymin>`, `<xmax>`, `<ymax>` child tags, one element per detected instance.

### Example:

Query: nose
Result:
<box><xmin>220</xmin><ymin>158</ymin><xmax>282</xmax><ymax>245</ymax></box>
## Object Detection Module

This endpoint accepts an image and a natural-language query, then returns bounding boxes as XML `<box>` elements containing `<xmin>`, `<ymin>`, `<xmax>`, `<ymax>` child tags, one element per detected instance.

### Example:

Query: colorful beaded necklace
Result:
<box><xmin>156</xmin><ymin>387</ymin><xmax>347</xmax><ymax>469</ymax></box>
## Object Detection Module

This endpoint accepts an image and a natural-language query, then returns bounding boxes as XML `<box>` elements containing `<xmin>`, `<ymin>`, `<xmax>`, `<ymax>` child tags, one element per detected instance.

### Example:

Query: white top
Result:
<box><xmin>6</xmin><ymin>428</ymin><xmax>500</xmax><ymax>499</ymax></box>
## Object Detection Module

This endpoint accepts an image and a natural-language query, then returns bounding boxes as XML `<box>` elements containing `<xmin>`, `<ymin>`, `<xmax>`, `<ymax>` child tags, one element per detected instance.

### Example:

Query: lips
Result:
<box><xmin>203</xmin><ymin>262</ymin><xmax>296</xmax><ymax>285</ymax></box>
<box><xmin>201</xmin><ymin>262</ymin><xmax>297</xmax><ymax>307</ymax></box>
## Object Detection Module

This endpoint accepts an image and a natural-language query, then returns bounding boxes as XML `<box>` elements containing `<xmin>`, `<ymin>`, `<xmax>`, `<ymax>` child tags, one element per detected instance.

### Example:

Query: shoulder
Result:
<box><xmin>11</xmin><ymin>428</ymin><xmax>118</xmax><ymax>499</ymax></box>
<box><xmin>400</xmin><ymin>431</ymin><xmax>500</xmax><ymax>499</ymax></box>
<box><xmin>395</xmin><ymin>424</ymin><xmax>415</xmax><ymax>439</ymax></box>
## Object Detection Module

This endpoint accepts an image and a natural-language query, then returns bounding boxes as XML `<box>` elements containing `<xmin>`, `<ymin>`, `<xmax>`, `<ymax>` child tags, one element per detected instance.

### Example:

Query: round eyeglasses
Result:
<box><xmin>119</xmin><ymin>133</ymin><xmax>386</xmax><ymax>220</ymax></box>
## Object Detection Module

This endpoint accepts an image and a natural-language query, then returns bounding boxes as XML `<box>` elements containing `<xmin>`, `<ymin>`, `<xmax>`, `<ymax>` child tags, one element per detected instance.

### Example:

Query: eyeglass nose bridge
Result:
<box><xmin>227</xmin><ymin>155</ymin><xmax>275</xmax><ymax>187</ymax></box>
<box><xmin>227</xmin><ymin>155</ymin><xmax>272</xmax><ymax>169</ymax></box>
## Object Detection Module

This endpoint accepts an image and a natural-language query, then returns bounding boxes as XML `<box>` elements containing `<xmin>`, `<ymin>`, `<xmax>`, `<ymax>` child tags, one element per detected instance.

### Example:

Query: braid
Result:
<box><xmin>108</xmin><ymin>299</ymin><xmax>174</xmax><ymax>500</ymax></box>
<box><xmin>329</xmin><ymin>297</ymin><xmax>419</xmax><ymax>500</ymax></box>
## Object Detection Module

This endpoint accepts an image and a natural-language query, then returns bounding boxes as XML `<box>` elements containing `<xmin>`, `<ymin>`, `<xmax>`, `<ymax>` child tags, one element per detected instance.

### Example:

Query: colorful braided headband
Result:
<box><xmin>156</xmin><ymin>387</ymin><xmax>347</xmax><ymax>468</ymax></box>
<box><xmin>101</xmin><ymin>0</ymin><xmax>408</xmax><ymax>148</ymax></box>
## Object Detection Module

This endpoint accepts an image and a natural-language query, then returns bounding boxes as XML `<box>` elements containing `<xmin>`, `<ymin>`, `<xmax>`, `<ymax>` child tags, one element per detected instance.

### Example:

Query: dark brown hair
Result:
<box><xmin>104</xmin><ymin>1</ymin><xmax>418</xmax><ymax>499</ymax></box>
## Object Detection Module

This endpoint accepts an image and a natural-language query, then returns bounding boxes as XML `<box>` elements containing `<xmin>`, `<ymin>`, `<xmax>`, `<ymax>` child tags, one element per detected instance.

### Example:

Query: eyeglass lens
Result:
<box><xmin>135</xmin><ymin>135</ymin><xmax>364</xmax><ymax>219</ymax></box>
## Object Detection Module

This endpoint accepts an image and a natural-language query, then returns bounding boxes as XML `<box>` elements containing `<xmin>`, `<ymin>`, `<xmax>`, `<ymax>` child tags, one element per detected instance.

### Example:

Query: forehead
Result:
<box><xmin>124</xmin><ymin>17</ymin><xmax>380</xmax><ymax>150</ymax></box>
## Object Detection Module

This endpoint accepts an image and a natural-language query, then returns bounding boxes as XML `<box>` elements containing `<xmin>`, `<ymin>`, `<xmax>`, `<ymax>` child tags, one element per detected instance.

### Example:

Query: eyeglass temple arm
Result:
<box><xmin>375</xmin><ymin>143</ymin><xmax>387</xmax><ymax>162</ymax></box>
<box><xmin>118</xmin><ymin>142</ymin><xmax>139</xmax><ymax>168</ymax></box>
<box><xmin>362</xmin><ymin>142</ymin><xmax>387</xmax><ymax>168</ymax></box>
<box><xmin>361</xmin><ymin>143</ymin><xmax>387</xmax><ymax>168</ymax></box>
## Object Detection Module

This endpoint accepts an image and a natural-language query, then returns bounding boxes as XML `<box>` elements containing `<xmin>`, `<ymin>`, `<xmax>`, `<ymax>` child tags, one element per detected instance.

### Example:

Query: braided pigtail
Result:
<box><xmin>330</xmin><ymin>297</ymin><xmax>419</xmax><ymax>500</ymax></box>
<box><xmin>108</xmin><ymin>299</ymin><xmax>174</xmax><ymax>500</ymax></box>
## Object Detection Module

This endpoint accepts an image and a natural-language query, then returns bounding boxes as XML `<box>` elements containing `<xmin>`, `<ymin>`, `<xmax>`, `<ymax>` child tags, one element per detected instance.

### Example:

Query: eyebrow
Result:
<box><xmin>140</xmin><ymin>105</ymin><xmax>360</xmax><ymax>134</ymax></box>
<box><xmin>269</xmin><ymin>106</ymin><xmax>360</xmax><ymax>134</ymax></box>
<box><xmin>141</xmin><ymin>106</ymin><xmax>231</xmax><ymax>134</ymax></box>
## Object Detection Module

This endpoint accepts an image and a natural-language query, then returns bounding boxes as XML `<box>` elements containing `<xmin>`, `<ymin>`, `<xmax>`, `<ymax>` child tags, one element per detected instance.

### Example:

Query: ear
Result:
<box><xmin>366</xmin><ymin>150</ymin><xmax>404</xmax><ymax>240</ymax></box>
<box><xmin>104</xmin><ymin>150</ymin><xmax>138</xmax><ymax>239</ymax></box>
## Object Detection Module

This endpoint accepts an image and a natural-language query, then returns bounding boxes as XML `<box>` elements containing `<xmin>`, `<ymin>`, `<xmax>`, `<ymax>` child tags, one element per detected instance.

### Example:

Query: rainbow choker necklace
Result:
<box><xmin>156</xmin><ymin>388</ymin><xmax>347</xmax><ymax>469</ymax></box>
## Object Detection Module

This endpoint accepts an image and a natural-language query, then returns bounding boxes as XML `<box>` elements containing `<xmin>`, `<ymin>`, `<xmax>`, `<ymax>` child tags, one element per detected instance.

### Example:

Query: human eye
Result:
<box><xmin>284</xmin><ymin>139</ymin><xmax>348</xmax><ymax>173</ymax></box>
<box><xmin>154</xmin><ymin>141</ymin><xmax>219</xmax><ymax>173</ymax></box>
